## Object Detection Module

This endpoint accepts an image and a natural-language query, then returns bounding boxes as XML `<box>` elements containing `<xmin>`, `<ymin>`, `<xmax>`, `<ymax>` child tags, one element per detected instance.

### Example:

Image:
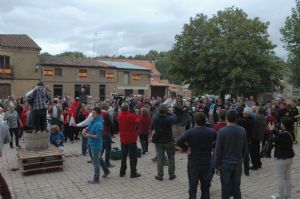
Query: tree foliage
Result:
<box><xmin>57</xmin><ymin>51</ymin><xmax>86</xmax><ymax>59</ymax></box>
<box><xmin>169</xmin><ymin>7</ymin><xmax>284</xmax><ymax>96</ymax></box>
<box><xmin>281</xmin><ymin>0</ymin><xmax>300</xmax><ymax>87</ymax></box>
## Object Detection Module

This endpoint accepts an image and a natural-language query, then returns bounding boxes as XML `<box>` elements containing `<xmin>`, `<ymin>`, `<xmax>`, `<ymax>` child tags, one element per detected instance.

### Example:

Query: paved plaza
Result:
<box><xmin>1</xmin><ymin>132</ymin><xmax>300</xmax><ymax>199</ymax></box>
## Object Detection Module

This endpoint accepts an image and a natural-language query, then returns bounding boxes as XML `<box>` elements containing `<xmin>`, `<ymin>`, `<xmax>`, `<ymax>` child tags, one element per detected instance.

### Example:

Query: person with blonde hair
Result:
<box><xmin>50</xmin><ymin>125</ymin><xmax>65</xmax><ymax>151</ymax></box>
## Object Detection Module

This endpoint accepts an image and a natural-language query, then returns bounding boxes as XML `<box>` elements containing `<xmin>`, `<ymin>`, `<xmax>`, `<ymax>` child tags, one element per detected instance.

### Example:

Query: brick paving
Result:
<box><xmin>1</xmin><ymin>131</ymin><xmax>300</xmax><ymax>199</ymax></box>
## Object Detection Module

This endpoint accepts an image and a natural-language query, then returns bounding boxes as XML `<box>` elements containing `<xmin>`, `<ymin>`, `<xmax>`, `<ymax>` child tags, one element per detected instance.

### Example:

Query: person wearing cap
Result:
<box><xmin>150</xmin><ymin>104</ymin><xmax>177</xmax><ymax>181</ymax></box>
<box><xmin>26</xmin><ymin>81</ymin><xmax>51</xmax><ymax>133</ymax></box>
<box><xmin>50</xmin><ymin>125</ymin><xmax>64</xmax><ymax>151</ymax></box>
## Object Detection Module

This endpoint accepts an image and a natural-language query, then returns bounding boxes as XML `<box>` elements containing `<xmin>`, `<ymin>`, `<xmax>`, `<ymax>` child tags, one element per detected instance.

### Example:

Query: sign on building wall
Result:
<box><xmin>106</xmin><ymin>72</ymin><xmax>114</xmax><ymax>79</ymax></box>
<box><xmin>132</xmin><ymin>74</ymin><xmax>140</xmax><ymax>80</ymax></box>
<box><xmin>43</xmin><ymin>69</ymin><xmax>54</xmax><ymax>76</ymax></box>
<box><xmin>79</xmin><ymin>69</ymin><xmax>88</xmax><ymax>78</ymax></box>
<box><xmin>0</xmin><ymin>68</ymin><xmax>12</xmax><ymax>74</ymax></box>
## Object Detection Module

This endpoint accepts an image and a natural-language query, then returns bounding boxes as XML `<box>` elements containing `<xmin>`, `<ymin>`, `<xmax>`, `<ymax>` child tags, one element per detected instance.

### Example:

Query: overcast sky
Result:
<box><xmin>0</xmin><ymin>0</ymin><xmax>296</xmax><ymax>58</ymax></box>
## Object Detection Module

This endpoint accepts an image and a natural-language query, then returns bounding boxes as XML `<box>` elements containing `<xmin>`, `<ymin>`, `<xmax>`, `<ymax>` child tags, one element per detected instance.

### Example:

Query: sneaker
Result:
<box><xmin>169</xmin><ymin>175</ymin><xmax>176</xmax><ymax>180</ymax></box>
<box><xmin>103</xmin><ymin>171</ymin><xmax>110</xmax><ymax>178</ymax></box>
<box><xmin>87</xmin><ymin>160</ymin><xmax>92</xmax><ymax>163</ymax></box>
<box><xmin>130</xmin><ymin>172</ymin><xmax>141</xmax><ymax>178</ymax></box>
<box><xmin>120</xmin><ymin>172</ymin><xmax>126</xmax><ymax>177</ymax></box>
<box><xmin>244</xmin><ymin>170</ymin><xmax>249</xmax><ymax>176</ymax></box>
<box><xmin>88</xmin><ymin>179</ymin><xmax>100</xmax><ymax>184</ymax></box>
<box><xmin>155</xmin><ymin>176</ymin><xmax>163</xmax><ymax>181</ymax></box>
<box><xmin>10</xmin><ymin>145</ymin><xmax>13</xmax><ymax>149</ymax></box>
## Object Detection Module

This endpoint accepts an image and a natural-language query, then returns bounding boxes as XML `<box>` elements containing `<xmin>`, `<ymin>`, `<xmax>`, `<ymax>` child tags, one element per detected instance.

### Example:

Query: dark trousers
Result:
<box><xmin>139</xmin><ymin>134</ymin><xmax>149</xmax><ymax>153</ymax></box>
<box><xmin>188</xmin><ymin>161</ymin><xmax>210</xmax><ymax>199</ymax></box>
<box><xmin>220</xmin><ymin>163</ymin><xmax>242</xmax><ymax>199</ymax></box>
<box><xmin>63</xmin><ymin>125</ymin><xmax>74</xmax><ymax>142</ymax></box>
<box><xmin>250</xmin><ymin>139</ymin><xmax>262</xmax><ymax>168</ymax></box>
<box><xmin>243</xmin><ymin>143</ymin><xmax>250</xmax><ymax>172</ymax></box>
<box><xmin>9</xmin><ymin>128</ymin><xmax>19</xmax><ymax>147</ymax></box>
<box><xmin>261</xmin><ymin>133</ymin><xmax>274</xmax><ymax>157</ymax></box>
<box><xmin>0</xmin><ymin>172</ymin><xmax>12</xmax><ymax>199</ymax></box>
<box><xmin>120</xmin><ymin>143</ymin><xmax>138</xmax><ymax>175</ymax></box>
<box><xmin>82</xmin><ymin>137</ymin><xmax>88</xmax><ymax>155</ymax></box>
<box><xmin>155</xmin><ymin>142</ymin><xmax>175</xmax><ymax>177</ymax></box>
<box><xmin>102</xmin><ymin>136</ymin><xmax>112</xmax><ymax>166</ymax></box>
<box><xmin>32</xmin><ymin>109</ymin><xmax>47</xmax><ymax>132</ymax></box>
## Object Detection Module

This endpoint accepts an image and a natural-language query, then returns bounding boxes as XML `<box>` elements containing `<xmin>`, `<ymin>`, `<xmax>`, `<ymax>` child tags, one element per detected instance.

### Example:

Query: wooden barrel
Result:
<box><xmin>24</xmin><ymin>132</ymin><xmax>50</xmax><ymax>151</ymax></box>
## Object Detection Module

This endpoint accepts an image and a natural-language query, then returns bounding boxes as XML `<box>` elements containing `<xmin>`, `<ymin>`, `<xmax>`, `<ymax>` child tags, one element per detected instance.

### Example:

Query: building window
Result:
<box><xmin>138</xmin><ymin>89</ymin><xmax>144</xmax><ymax>95</ymax></box>
<box><xmin>100</xmin><ymin>70</ymin><xmax>105</xmax><ymax>79</ymax></box>
<box><xmin>75</xmin><ymin>84</ymin><xmax>90</xmax><ymax>98</ymax></box>
<box><xmin>0</xmin><ymin>55</ymin><xmax>10</xmax><ymax>68</ymax></box>
<box><xmin>125</xmin><ymin>89</ymin><xmax>133</xmax><ymax>96</ymax></box>
<box><xmin>79</xmin><ymin>69</ymin><xmax>88</xmax><ymax>78</ymax></box>
<box><xmin>292</xmin><ymin>87</ymin><xmax>300</xmax><ymax>96</ymax></box>
<box><xmin>53</xmin><ymin>85</ymin><xmax>63</xmax><ymax>97</ymax></box>
<box><xmin>54</xmin><ymin>68</ymin><xmax>62</xmax><ymax>76</ymax></box>
<box><xmin>99</xmin><ymin>84</ymin><xmax>105</xmax><ymax>101</ymax></box>
<box><xmin>0</xmin><ymin>83</ymin><xmax>11</xmax><ymax>99</ymax></box>
<box><xmin>124</xmin><ymin>72</ymin><xmax>129</xmax><ymax>85</ymax></box>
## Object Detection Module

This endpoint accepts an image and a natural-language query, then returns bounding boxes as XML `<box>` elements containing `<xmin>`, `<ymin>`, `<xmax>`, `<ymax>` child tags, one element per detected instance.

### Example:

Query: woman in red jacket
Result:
<box><xmin>63</xmin><ymin>100</ymin><xmax>76</xmax><ymax>143</ymax></box>
<box><xmin>138</xmin><ymin>108</ymin><xmax>151</xmax><ymax>154</ymax></box>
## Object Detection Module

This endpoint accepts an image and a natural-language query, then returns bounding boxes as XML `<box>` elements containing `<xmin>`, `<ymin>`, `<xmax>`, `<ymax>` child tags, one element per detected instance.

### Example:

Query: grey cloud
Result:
<box><xmin>0</xmin><ymin>0</ymin><xmax>296</xmax><ymax>58</ymax></box>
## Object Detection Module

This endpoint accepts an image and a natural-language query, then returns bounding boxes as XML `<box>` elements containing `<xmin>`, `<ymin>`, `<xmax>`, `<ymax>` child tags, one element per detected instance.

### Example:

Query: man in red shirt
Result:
<box><xmin>118</xmin><ymin>103</ymin><xmax>141</xmax><ymax>178</ymax></box>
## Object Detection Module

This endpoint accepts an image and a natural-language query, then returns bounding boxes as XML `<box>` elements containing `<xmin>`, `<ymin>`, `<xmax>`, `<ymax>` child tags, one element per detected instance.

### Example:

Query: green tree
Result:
<box><xmin>169</xmin><ymin>7</ymin><xmax>284</xmax><ymax>97</ymax></box>
<box><xmin>281</xmin><ymin>0</ymin><xmax>300</xmax><ymax>87</ymax></box>
<box><xmin>57</xmin><ymin>51</ymin><xmax>86</xmax><ymax>58</ymax></box>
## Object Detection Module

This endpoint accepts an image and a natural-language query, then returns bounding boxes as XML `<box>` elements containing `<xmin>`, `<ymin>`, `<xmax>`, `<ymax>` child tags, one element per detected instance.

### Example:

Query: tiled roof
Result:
<box><xmin>39</xmin><ymin>56</ymin><xmax>115</xmax><ymax>68</ymax></box>
<box><xmin>0</xmin><ymin>34</ymin><xmax>41</xmax><ymax>50</ymax></box>
<box><xmin>100</xmin><ymin>59</ymin><xmax>161</xmax><ymax>75</ymax></box>
<box><xmin>100</xmin><ymin>60</ymin><xmax>150</xmax><ymax>71</ymax></box>
<box><xmin>151</xmin><ymin>80</ymin><xmax>170</xmax><ymax>87</ymax></box>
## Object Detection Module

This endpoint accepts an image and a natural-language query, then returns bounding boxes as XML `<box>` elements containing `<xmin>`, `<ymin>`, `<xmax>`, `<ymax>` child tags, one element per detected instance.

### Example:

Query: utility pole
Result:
<box><xmin>92</xmin><ymin>32</ymin><xmax>98</xmax><ymax>58</ymax></box>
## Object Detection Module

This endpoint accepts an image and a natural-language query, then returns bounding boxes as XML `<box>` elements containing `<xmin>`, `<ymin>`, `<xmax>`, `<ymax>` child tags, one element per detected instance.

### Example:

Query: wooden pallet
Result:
<box><xmin>17</xmin><ymin>146</ymin><xmax>64</xmax><ymax>175</ymax></box>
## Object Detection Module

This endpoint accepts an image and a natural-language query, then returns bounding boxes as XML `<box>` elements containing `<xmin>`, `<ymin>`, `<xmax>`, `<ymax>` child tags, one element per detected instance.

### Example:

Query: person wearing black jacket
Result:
<box><xmin>176</xmin><ymin>112</ymin><xmax>216</xmax><ymax>199</ymax></box>
<box><xmin>151</xmin><ymin>104</ymin><xmax>177</xmax><ymax>181</ymax></box>
<box><xmin>236</xmin><ymin>107</ymin><xmax>254</xmax><ymax>176</ymax></box>
<box><xmin>270</xmin><ymin>118</ymin><xmax>295</xmax><ymax>199</ymax></box>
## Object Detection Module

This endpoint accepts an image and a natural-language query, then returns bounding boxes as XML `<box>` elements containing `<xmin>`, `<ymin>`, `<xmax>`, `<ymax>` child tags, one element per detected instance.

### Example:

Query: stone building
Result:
<box><xmin>0</xmin><ymin>34</ymin><xmax>41</xmax><ymax>99</ymax></box>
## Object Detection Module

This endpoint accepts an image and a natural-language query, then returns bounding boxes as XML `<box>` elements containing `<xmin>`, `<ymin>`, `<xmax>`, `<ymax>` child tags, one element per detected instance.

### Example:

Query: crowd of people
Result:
<box><xmin>0</xmin><ymin>81</ymin><xmax>298</xmax><ymax>199</ymax></box>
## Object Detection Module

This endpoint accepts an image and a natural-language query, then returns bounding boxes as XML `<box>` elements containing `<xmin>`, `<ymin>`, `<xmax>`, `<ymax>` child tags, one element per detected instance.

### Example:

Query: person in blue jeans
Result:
<box><xmin>215</xmin><ymin>110</ymin><xmax>248</xmax><ymax>199</ymax></box>
<box><xmin>82</xmin><ymin>107</ymin><xmax>106</xmax><ymax>184</ymax></box>
<box><xmin>176</xmin><ymin>112</ymin><xmax>216</xmax><ymax>199</ymax></box>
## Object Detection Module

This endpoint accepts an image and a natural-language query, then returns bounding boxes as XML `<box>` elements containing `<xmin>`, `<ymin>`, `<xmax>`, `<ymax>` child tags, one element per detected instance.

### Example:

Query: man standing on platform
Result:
<box><xmin>26</xmin><ymin>81</ymin><xmax>51</xmax><ymax>134</ymax></box>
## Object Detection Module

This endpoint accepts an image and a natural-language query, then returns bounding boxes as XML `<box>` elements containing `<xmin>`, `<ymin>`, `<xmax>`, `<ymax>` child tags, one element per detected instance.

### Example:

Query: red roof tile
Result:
<box><xmin>40</xmin><ymin>56</ymin><xmax>115</xmax><ymax>68</ymax></box>
<box><xmin>0</xmin><ymin>34</ymin><xmax>41</xmax><ymax>50</ymax></box>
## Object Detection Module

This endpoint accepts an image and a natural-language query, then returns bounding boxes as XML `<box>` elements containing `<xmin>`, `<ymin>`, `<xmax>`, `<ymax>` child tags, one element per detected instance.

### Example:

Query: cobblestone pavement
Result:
<box><xmin>1</xmin><ymin>132</ymin><xmax>299</xmax><ymax>199</ymax></box>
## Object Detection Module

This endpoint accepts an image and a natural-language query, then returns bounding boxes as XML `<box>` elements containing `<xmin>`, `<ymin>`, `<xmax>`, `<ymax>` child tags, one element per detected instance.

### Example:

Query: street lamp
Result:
<box><xmin>270</xmin><ymin>74</ymin><xmax>275</xmax><ymax>97</ymax></box>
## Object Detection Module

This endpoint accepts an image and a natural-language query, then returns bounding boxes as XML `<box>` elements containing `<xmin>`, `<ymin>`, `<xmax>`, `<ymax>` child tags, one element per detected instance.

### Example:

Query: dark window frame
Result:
<box><xmin>0</xmin><ymin>55</ymin><xmax>10</xmax><ymax>68</ymax></box>
<box><xmin>54</xmin><ymin>68</ymin><xmax>62</xmax><ymax>76</ymax></box>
